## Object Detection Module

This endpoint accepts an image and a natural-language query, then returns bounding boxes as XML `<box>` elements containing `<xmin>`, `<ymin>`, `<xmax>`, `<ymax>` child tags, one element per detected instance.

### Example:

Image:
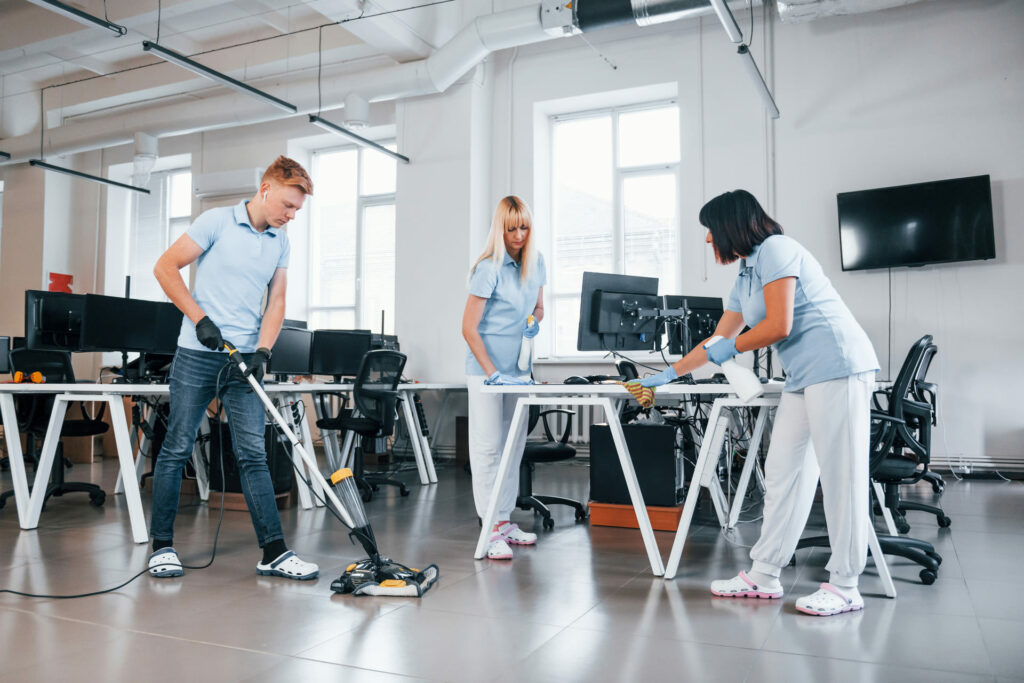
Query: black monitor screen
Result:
<box><xmin>269</xmin><ymin>327</ymin><xmax>313</xmax><ymax>376</ymax></box>
<box><xmin>577</xmin><ymin>272</ymin><xmax>659</xmax><ymax>352</ymax></box>
<box><xmin>663</xmin><ymin>296</ymin><xmax>724</xmax><ymax>355</ymax></box>
<box><xmin>79</xmin><ymin>294</ymin><xmax>183</xmax><ymax>354</ymax></box>
<box><xmin>310</xmin><ymin>329</ymin><xmax>372</xmax><ymax>377</ymax></box>
<box><xmin>25</xmin><ymin>290</ymin><xmax>86</xmax><ymax>351</ymax></box>
<box><xmin>282</xmin><ymin>318</ymin><xmax>308</xmax><ymax>329</ymax></box>
<box><xmin>0</xmin><ymin>336</ymin><xmax>9</xmax><ymax>374</ymax></box>
<box><xmin>837</xmin><ymin>174</ymin><xmax>995</xmax><ymax>271</ymax></box>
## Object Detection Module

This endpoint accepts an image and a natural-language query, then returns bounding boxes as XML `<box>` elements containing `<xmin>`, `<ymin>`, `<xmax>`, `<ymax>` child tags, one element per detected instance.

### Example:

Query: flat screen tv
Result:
<box><xmin>837</xmin><ymin>174</ymin><xmax>994</xmax><ymax>271</ymax></box>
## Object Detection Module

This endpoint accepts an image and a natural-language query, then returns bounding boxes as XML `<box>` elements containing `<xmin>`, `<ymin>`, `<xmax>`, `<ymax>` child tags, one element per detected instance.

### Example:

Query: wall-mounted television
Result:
<box><xmin>837</xmin><ymin>174</ymin><xmax>995</xmax><ymax>271</ymax></box>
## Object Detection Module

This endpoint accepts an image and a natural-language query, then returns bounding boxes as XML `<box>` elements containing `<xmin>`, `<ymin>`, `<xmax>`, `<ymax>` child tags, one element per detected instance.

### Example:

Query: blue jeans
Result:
<box><xmin>150</xmin><ymin>347</ymin><xmax>284</xmax><ymax>547</ymax></box>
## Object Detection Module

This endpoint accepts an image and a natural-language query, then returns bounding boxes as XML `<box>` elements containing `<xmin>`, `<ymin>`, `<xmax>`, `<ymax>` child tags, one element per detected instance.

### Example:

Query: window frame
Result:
<box><xmin>545</xmin><ymin>99</ymin><xmax>682</xmax><ymax>361</ymax></box>
<box><xmin>308</xmin><ymin>142</ymin><xmax>397</xmax><ymax>332</ymax></box>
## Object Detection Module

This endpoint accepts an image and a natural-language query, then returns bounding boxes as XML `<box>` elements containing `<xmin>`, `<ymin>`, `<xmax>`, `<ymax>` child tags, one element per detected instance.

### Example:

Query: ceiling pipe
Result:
<box><xmin>776</xmin><ymin>0</ymin><xmax>932</xmax><ymax>23</ymax></box>
<box><xmin>0</xmin><ymin>2</ymin><xmax>748</xmax><ymax>163</ymax></box>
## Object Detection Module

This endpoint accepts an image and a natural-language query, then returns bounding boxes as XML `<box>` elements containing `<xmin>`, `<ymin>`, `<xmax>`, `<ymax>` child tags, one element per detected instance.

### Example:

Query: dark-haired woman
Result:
<box><xmin>635</xmin><ymin>190</ymin><xmax>878</xmax><ymax>616</ymax></box>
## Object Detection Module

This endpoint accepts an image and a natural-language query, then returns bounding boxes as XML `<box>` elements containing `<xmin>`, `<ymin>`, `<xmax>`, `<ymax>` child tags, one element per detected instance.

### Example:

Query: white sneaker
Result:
<box><xmin>498</xmin><ymin>522</ymin><xmax>537</xmax><ymax>546</ymax></box>
<box><xmin>796</xmin><ymin>583</ymin><xmax>864</xmax><ymax>616</ymax></box>
<box><xmin>487</xmin><ymin>533</ymin><xmax>513</xmax><ymax>560</ymax></box>
<box><xmin>710</xmin><ymin>571</ymin><xmax>783</xmax><ymax>599</ymax></box>
<box><xmin>256</xmin><ymin>551</ymin><xmax>319</xmax><ymax>580</ymax></box>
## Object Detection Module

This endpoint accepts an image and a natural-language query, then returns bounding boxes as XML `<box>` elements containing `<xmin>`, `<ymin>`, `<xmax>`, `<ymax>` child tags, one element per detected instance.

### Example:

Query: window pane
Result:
<box><xmin>169</xmin><ymin>172</ymin><xmax>192</xmax><ymax>218</ymax></box>
<box><xmin>361</xmin><ymin>146</ymin><xmax>397</xmax><ymax>196</ymax></box>
<box><xmin>618</xmin><ymin>107</ymin><xmax>680</xmax><ymax>168</ymax></box>
<box><xmin>310</xmin><ymin>308</ymin><xmax>355</xmax><ymax>330</ymax></box>
<box><xmin>554</xmin><ymin>295</ymin><xmax>583</xmax><ymax>357</ymax></box>
<box><xmin>552</xmin><ymin>116</ymin><xmax>614</xmax><ymax>294</ymax></box>
<box><xmin>361</xmin><ymin>204</ymin><xmax>395</xmax><ymax>334</ymax></box>
<box><xmin>129</xmin><ymin>175</ymin><xmax>168</xmax><ymax>302</ymax></box>
<box><xmin>312</xmin><ymin>150</ymin><xmax>358</xmax><ymax>307</ymax></box>
<box><xmin>623</xmin><ymin>173</ymin><xmax>677</xmax><ymax>293</ymax></box>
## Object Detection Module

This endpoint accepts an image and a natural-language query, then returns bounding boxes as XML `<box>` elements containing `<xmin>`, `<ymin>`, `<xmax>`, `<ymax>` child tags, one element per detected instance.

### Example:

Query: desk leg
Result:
<box><xmin>873</xmin><ymin>481</ymin><xmax>898</xmax><ymax>536</ymax></box>
<box><xmin>664</xmin><ymin>400</ymin><xmax>727</xmax><ymax>580</ymax></box>
<box><xmin>281</xmin><ymin>394</ymin><xmax>314</xmax><ymax>510</ymax></box>
<box><xmin>295</xmin><ymin>400</ymin><xmax>324</xmax><ymax>507</ymax></box>
<box><xmin>24</xmin><ymin>398</ymin><xmax>69</xmax><ymax>529</ymax></box>
<box><xmin>602</xmin><ymin>398</ymin><xmax>665</xmax><ymax>576</ymax></box>
<box><xmin>474</xmin><ymin>399</ymin><xmax>528</xmax><ymax>560</ymax></box>
<box><xmin>107</xmin><ymin>397</ymin><xmax>148</xmax><ymax>543</ymax></box>
<box><xmin>868</xmin><ymin>521</ymin><xmax>896</xmax><ymax>598</ymax></box>
<box><xmin>405</xmin><ymin>390</ymin><xmax>438</xmax><ymax>484</ymax></box>
<box><xmin>400</xmin><ymin>394</ymin><xmax>430</xmax><ymax>486</ymax></box>
<box><xmin>115</xmin><ymin>403</ymin><xmax>153</xmax><ymax>495</ymax></box>
<box><xmin>727</xmin><ymin>407</ymin><xmax>770</xmax><ymax>529</ymax></box>
<box><xmin>0</xmin><ymin>395</ymin><xmax>31</xmax><ymax>526</ymax></box>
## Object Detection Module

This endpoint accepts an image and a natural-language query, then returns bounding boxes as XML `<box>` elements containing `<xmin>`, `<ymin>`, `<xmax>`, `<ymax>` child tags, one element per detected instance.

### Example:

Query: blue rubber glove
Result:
<box><xmin>704</xmin><ymin>337</ymin><xmax>739</xmax><ymax>365</ymax></box>
<box><xmin>639</xmin><ymin>366</ymin><xmax>678</xmax><ymax>388</ymax></box>
<box><xmin>522</xmin><ymin>317</ymin><xmax>540</xmax><ymax>339</ymax></box>
<box><xmin>485</xmin><ymin>371</ymin><xmax>534</xmax><ymax>386</ymax></box>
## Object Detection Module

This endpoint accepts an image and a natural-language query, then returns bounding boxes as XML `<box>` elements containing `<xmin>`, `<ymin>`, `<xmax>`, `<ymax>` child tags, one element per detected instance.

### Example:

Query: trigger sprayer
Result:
<box><xmin>517</xmin><ymin>315</ymin><xmax>535</xmax><ymax>373</ymax></box>
<box><xmin>703</xmin><ymin>335</ymin><xmax>764</xmax><ymax>403</ymax></box>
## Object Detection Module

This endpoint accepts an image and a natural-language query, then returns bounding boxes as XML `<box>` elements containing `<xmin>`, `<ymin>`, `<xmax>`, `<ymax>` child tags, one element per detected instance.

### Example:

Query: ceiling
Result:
<box><xmin>0</xmin><ymin>0</ymin><xmax>470</xmax><ymax>138</ymax></box>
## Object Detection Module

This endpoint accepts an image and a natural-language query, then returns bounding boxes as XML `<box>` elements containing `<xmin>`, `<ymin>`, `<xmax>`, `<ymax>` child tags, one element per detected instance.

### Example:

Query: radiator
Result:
<box><xmin>539</xmin><ymin>404</ymin><xmax>605</xmax><ymax>445</ymax></box>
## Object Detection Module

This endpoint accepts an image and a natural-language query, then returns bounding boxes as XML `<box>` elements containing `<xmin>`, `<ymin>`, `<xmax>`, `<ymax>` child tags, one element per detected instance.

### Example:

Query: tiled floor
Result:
<box><xmin>0</xmin><ymin>455</ymin><xmax>1021</xmax><ymax>682</ymax></box>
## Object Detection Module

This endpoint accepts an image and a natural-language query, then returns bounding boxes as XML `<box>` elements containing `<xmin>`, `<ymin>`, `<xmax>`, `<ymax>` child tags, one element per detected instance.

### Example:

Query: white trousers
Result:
<box><xmin>749</xmin><ymin>371</ymin><xmax>874</xmax><ymax>588</ymax></box>
<box><xmin>466</xmin><ymin>375</ymin><xmax>530</xmax><ymax>521</ymax></box>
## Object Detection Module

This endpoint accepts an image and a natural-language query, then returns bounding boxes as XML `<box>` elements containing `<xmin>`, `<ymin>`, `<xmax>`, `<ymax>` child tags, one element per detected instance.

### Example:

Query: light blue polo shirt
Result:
<box><xmin>726</xmin><ymin>234</ymin><xmax>878</xmax><ymax>392</ymax></box>
<box><xmin>465</xmin><ymin>252</ymin><xmax>546</xmax><ymax>376</ymax></box>
<box><xmin>177</xmin><ymin>200</ymin><xmax>290</xmax><ymax>353</ymax></box>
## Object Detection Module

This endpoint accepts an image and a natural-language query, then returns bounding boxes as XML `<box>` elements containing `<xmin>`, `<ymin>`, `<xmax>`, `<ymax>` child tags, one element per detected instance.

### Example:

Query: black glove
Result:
<box><xmin>195</xmin><ymin>316</ymin><xmax>224</xmax><ymax>351</ymax></box>
<box><xmin>241</xmin><ymin>347</ymin><xmax>271</xmax><ymax>383</ymax></box>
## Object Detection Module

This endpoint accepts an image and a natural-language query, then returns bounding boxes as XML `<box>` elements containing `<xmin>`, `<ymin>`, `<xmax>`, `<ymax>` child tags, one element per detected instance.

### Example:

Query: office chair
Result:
<box><xmin>796</xmin><ymin>373</ymin><xmax>943</xmax><ymax>585</ymax></box>
<box><xmin>516</xmin><ymin>406</ymin><xmax>588</xmax><ymax>529</ymax></box>
<box><xmin>911</xmin><ymin>344</ymin><xmax>944</xmax><ymax>494</ymax></box>
<box><xmin>873</xmin><ymin>336</ymin><xmax>950</xmax><ymax>533</ymax></box>
<box><xmin>0</xmin><ymin>349</ymin><xmax>107</xmax><ymax>510</ymax></box>
<box><xmin>316</xmin><ymin>350</ymin><xmax>410</xmax><ymax>503</ymax></box>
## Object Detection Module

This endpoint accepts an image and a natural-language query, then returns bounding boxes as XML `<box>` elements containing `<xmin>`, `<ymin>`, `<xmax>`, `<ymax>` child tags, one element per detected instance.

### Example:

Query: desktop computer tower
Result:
<box><xmin>208</xmin><ymin>423</ymin><xmax>295</xmax><ymax>495</ymax></box>
<box><xmin>589</xmin><ymin>424</ymin><xmax>683</xmax><ymax>507</ymax></box>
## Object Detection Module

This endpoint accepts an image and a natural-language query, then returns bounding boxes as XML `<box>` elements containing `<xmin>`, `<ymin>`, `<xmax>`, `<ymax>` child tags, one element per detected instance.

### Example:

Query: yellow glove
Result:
<box><xmin>623</xmin><ymin>380</ymin><xmax>655</xmax><ymax>409</ymax></box>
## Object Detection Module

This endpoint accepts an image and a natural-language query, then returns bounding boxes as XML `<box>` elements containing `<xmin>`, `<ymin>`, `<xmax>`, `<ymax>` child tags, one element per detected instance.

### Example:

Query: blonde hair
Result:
<box><xmin>262</xmin><ymin>155</ymin><xmax>313</xmax><ymax>195</ymax></box>
<box><xmin>470</xmin><ymin>196</ymin><xmax>537</xmax><ymax>284</ymax></box>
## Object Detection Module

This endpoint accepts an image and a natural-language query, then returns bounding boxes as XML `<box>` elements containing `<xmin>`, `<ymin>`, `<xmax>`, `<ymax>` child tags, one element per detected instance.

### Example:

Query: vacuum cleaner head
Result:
<box><xmin>331</xmin><ymin>558</ymin><xmax>440</xmax><ymax>597</ymax></box>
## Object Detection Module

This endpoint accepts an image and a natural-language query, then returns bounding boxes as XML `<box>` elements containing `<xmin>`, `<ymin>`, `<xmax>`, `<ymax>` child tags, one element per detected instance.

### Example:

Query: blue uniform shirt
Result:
<box><xmin>465</xmin><ymin>252</ymin><xmax>546</xmax><ymax>376</ymax></box>
<box><xmin>726</xmin><ymin>234</ymin><xmax>878</xmax><ymax>392</ymax></box>
<box><xmin>177</xmin><ymin>200</ymin><xmax>290</xmax><ymax>353</ymax></box>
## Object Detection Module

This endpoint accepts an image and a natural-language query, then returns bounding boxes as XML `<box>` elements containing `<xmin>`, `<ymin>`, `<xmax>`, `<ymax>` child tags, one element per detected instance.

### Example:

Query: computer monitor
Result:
<box><xmin>79</xmin><ymin>294</ymin><xmax>183</xmax><ymax>354</ymax></box>
<box><xmin>577</xmin><ymin>272</ymin><xmax>660</xmax><ymax>352</ymax></box>
<box><xmin>370</xmin><ymin>333</ymin><xmax>400</xmax><ymax>351</ymax></box>
<box><xmin>282</xmin><ymin>318</ymin><xmax>308</xmax><ymax>329</ymax></box>
<box><xmin>663</xmin><ymin>296</ymin><xmax>725</xmax><ymax>355</ymax></box>
<box><xmin>269</xmin><ymin>327</ymin><xmax>313</xmax><ymax>379</ymax></box>
<box><xmin>0</xmin><ymin>336</ymin><xmax>10</xmax><ymax>374</ymax></box>
<box><xmin>24</xmin><ymin>290</ymin><xmax>86</xmax><ymax>351</ymax></box>
<box><xmin>310</xmin><ymin>329</ymin><xmax>372</xmax><ymax>380</ymax></box>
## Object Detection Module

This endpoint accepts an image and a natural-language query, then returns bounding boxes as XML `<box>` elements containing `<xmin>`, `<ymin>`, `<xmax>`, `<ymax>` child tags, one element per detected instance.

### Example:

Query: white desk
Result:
<box><xmin>0</xmin><ymin>381</ymin><xmax>463</xmax><ymax>541</ymax></box>
<box><xmin>473</xmin><ymin>382</ymin><xmax>785</xmax><ymax>576</ymax></box>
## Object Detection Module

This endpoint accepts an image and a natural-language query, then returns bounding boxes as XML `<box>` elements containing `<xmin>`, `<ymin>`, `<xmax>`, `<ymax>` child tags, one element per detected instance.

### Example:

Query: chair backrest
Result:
<box><xmin>889</xmin><ymin>335</ymin><xmax>932</xmax><ymax>414</ymax></box>
<box><xmin>912</xmin><ymin>343</ymin><xmax>938</xmax><ymax>401</ymax></box>
<box><xmin>352</xmin><ymin>350</ymin><xmax>407</xmax><ymax>435</ymax></box>
<box><xmin>10</xmin><ymin>348</ymin><xmax>75</xmax><ymax>383</ymax></box>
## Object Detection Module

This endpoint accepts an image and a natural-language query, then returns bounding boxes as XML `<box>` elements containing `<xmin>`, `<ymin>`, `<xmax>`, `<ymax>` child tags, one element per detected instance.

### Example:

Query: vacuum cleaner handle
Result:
<box><xmin>223</xmin><ymin>341</ymin><xmax>358</xmax><ymax>529</ymax></box>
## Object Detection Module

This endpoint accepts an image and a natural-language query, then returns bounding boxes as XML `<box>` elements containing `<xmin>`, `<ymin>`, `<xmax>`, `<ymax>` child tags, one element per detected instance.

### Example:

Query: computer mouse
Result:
<box><xmin>564</xmin><ymin>375</ymin><xmax>590</xmax><ymax>385</ymax></box>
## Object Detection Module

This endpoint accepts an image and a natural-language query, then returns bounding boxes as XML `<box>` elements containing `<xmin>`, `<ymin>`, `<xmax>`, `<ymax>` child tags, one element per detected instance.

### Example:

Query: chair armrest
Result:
<box><xmin>538</xmin><ymin>409</ymin><xmax>574</xmax><ymax>444</ymax></box>
<box><xmin>871</xmin><ymin>388</ymin><xmax>891</xmax><ymax>411</ymax></box>
<box><xmin>871</xmin><ymin>410</ymin><xmax>906</xmax><ymax>426</ymax></box>
<box><xmin>914</xmin><ymin>381</ymin><xmax>938</xmax><ymax>425</ymax></box>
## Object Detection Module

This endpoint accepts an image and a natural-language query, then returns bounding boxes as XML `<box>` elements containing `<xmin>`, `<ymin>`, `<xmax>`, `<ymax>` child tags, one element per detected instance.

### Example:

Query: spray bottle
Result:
<box><xmin>703</xmin><ymin>335</ymin><xmax>764</xmax><ymax>403</ymax></box>
<box><xmin>517</xmin><ymin>315</ymin><xmax>535</xmax><ymax>373</ymax></box>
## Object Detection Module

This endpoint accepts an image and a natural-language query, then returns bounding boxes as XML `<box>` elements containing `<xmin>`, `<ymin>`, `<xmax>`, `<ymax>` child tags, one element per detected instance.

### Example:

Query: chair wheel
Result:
<box><xmin>575</xmin><ymin>509</ymin><xmax>588</xmax><ymax>521</ymax></box>
<box><xmin>932</xmin><ymin>482</ymin><xmax>944</xmax><ymax>494</ymax></box>
<box><xmin>399</xmin><ymin>486</ymin><xmax>410</xmax><ymax>497</ymax></box>
<box><xmin>0</xmin><ymin>497</ymin><xmax>6</xmax><ymax>510</ymax></box>
<box><xmin>361</xmin><ymin>490</ymin><xmax>372</xmax><ymax>503</ymax></box>
<box><xmin>919</xmin><ymin>569</ymin><xmax>936</xmax><ymax>585</ymax></box>
<box><xmin>938</xmin><ymin>515</ymin><xmax>951</xmax><ymax>528</ymax></box>
<box><xmin>89</xmin><ymin>492</ymin><xmax>106</xmax><ymax>507</ymax></box>
<box><xmin>542</xmin><ymin>517</ymin><xmax>554</xmax><ymax>530</ymax></box>
<box><xmin>896</xmin><ymin>519</ymin><xmax>911</xmax><ymax>534</ymax></box>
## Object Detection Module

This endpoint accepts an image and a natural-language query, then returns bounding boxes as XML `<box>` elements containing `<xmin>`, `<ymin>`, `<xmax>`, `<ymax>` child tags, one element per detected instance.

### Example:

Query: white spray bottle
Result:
<box><xmin>517</xmin><ymin>315</ymin><xmax>535</xmax><ymax>373</ymax></box>
<box><xmin>703</xmin><ymin>335</ymin><xmax>764</xmax><ymax>403</ymax></box>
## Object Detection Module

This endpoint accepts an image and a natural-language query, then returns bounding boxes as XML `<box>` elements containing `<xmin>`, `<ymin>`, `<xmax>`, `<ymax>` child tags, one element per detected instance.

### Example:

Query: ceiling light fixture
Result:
<box><xmin>27</xmin><ymin>0</ymin><xmax>127</xmax><ymax>36</ymax></box>
<box><xmin>708</xmin><ymin>0</ymin><xmax>744</xmax><ymax>43</ymax></box>
<box><xmin>142</xmin><ymin>41</ymin><xmax>297</xmax><ymax>114</ymax></box>
<box><xmin>30</xmin><ymin>159</ymin><xmax>150</xmax><ymax>194</ymax></box>
<box><xmin>708</xmin><ymin>0</ymin><xmax>780</xmax><ymax>119</ymax></box>
<box><xmin>308</xmin><ymin>115</ymin><xmax>410</xmax><ymax>164</ymax></box>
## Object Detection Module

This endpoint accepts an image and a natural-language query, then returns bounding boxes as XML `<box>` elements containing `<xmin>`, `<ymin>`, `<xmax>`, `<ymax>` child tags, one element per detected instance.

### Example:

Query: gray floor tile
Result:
<box><xmin>979</xmin><ymin>617</ymin><xmax>1024</xmax><ymax>678</ymax></box>
<box><xmin>966</xmin><ymin>578</ymin><xmax>1024</xmax><ymax>621</ymax></box>
<box><xmin>747</xmin><ymin>650</ymin><xmax>996</xmax><ymax>683</ymax></box>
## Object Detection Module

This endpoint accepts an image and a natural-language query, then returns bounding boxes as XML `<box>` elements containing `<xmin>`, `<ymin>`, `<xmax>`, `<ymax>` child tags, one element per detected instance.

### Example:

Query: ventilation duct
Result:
<box><xmin>574</xmin><ymin>0</ymin><xmax>759</xmax><ymax>31</ymax></box>
<box><xmin>776</xmin><ymin>0</ymin><xmax>932</xmax><ymax>23</ymax></box>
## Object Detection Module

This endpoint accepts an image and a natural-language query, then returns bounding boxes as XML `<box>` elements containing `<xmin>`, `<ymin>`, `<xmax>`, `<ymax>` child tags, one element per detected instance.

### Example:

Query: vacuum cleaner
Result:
<box><xmin>224</xmin><ymin>342</ymin><xmax>439</xmax><ymax>598</ymax></box>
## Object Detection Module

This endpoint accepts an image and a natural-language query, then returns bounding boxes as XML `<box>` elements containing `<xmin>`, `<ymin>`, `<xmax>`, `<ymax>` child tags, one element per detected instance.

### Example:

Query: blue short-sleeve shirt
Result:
<box><xmin>726</xmin><ymin>234</ymin><xmax>878</xmax><ymax>391</ymax></box>
<box><xmin>465</xmin><ymin>252</ymin><xmax>546</xmax><ymax>376</ymax></box>
<box><xmin>177</xmin><ymin>200</ymin><xmax>289</xmax><ymax>353</ymax></box>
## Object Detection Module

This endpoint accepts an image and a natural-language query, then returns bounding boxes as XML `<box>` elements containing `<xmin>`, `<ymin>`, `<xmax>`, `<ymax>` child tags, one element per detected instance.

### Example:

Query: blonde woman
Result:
<box><xmin>461</xmin><ymin>196</ymin><xmax>546</xmax><ymax>560</ymax></box>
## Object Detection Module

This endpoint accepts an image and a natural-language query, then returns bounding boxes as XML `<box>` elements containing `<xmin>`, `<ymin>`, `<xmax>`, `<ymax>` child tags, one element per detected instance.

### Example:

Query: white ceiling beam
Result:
<box><xmin>307</xmin><ymin>0</ymin><xmax>435</xmax><ymax>61</ymax></box>
<box><xmin>231</xmin><ymin>0</ymin><xmax>291</xmax><ymax>33</ymax></box>
<box><xmin>45</xmin><ymin>47</ymin><xmax>115</xmax><ymax>76</ymax></box>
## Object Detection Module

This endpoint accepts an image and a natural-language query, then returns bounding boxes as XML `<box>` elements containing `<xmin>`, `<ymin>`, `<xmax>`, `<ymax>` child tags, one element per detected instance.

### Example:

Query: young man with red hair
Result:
<box><xmin>149</xmin><ymin>156</ymin><xmax>318</xmax><ymax>580</ymax></box>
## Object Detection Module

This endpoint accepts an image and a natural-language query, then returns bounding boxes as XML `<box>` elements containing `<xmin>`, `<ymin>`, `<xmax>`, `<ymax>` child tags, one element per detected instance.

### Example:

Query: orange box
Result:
<box><xmin>588</xmin><ymin>501</ymin><xmax>683</xmax><ymax>532</ymax></box>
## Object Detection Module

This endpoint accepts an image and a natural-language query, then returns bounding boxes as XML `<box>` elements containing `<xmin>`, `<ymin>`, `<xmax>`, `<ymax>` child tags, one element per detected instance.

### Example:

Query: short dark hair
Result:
<box><xmin>699</xmin><ymin>190</ymin><xmax>782</xmax><ymax>263</ymax></box>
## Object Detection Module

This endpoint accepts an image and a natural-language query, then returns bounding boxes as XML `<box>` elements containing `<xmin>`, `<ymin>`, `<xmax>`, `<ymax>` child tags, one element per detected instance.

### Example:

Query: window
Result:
<box><xmin>124</xmin><ymin>169</ymin><xmax>192</xmax><ymax>301</ymax></box>
<box><xmin>0</xmin><ymin>180</ymin><xmax>4</xmax><ymax>259</ymax></box>
<box><xmin>548</xmin><ymin>102</ymin><xmax>680</xmax><ymax>357</ymax></box>
<box><xmin>309</xmin><ymin>144</ymin><xmax>397</xmax><ymax>332</ymax></box>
